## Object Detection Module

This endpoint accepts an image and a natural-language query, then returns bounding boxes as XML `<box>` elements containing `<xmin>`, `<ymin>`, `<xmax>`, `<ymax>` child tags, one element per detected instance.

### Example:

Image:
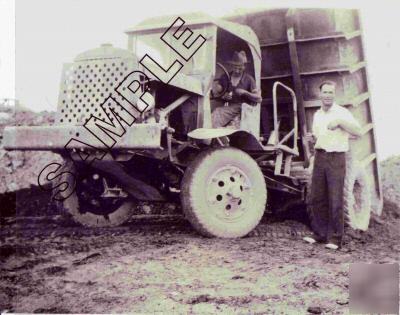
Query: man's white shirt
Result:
<box><xmin>312</xmin><ymin>103</ymin><xmax>360</xmax><ymax>152</ymax></box>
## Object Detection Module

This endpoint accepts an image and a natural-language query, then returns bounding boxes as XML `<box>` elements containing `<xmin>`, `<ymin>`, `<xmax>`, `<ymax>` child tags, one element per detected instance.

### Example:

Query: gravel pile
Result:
<box><xmin>0</xmin><ymin>107</ymin><xmax>60</xmax><ymax>194</ymax></box>
<box><xmin>380</xmin><ymin>155</ymin><xmax>400</xmax><ymax>207</ymax></box>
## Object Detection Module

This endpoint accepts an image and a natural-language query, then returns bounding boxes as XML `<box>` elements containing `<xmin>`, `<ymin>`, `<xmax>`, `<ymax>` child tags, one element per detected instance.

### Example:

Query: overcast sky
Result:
<box><xmin>0</xmin><ymin>0</ymin><xmax>399</xmax><ymax>159</ymax></box>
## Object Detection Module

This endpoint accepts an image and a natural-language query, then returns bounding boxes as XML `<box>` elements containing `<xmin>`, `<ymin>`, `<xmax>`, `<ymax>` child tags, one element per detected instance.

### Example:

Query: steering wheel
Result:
<box><xmin>210</xmin><ymin>62</ymin><xmax>231</xmax><ymax>100</ymax></box>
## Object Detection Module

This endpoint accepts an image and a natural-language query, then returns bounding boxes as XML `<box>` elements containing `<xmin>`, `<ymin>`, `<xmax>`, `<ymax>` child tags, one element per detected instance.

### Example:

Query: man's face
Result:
<box><xmin>231</xmin><ymin>64</ymin><xmax>245</xmax><ymax>76</ymax></box>
<box><xmin>320</xmin><ymin>83</ymin><xmax>336</xmax><ymax>109</ymax></box>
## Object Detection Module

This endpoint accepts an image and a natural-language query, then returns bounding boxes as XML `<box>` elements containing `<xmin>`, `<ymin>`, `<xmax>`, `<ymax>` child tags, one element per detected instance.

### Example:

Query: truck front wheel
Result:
<box><xmin>181</xmin><ymin>147</ymin><xmax>267</xmax><ymax>238</ymax></box>
<box><xmin>56</xmin><ymin>160</ymin><xmax>136</xmax><ymax>227</ymax></box>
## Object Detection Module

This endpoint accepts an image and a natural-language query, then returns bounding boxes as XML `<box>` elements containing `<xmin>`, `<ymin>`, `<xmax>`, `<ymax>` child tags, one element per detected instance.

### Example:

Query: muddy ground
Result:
<box><xmin>0</xmin><ymin>199</ymin><xmax>399</xmax><ymax>314</ymax></box>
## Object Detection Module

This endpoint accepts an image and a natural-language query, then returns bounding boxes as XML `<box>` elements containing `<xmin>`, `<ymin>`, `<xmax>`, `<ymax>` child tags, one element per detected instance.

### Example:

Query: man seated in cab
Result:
<box><xmin>211</xmin><ymin>50</ymin><xmax>262</xmax><ymax>128</ymax></box>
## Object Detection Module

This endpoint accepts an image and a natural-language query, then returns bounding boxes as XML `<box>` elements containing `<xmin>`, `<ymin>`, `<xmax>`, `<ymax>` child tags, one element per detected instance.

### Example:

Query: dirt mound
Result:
<box><xmin>0</xmin><ymin>108</ymin><xmax>61</xmax><ymax>194</ymax></box>
<box><xmin>380</xmin><ymin>155</ymin><xmax>400</xmax><ymax>208</ymax></box>
<box><xmin>0</xmin><ymin>106</ymin><xmax>57</xmax><ymax>134</ymax></box>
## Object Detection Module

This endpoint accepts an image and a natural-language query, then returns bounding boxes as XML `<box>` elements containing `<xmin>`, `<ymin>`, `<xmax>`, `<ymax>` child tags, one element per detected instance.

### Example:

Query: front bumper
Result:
<box><xmin>3</xmin><ymin>123</ymin><xmax>162</xmax><ymax>151</ymax></box>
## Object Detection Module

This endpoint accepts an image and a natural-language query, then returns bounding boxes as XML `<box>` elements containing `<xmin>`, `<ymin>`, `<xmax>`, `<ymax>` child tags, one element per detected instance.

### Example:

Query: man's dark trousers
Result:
<box><xmin>309</xmin><ymin>149</ymin><xmax>346</xmax><ymax>246</ymax></box>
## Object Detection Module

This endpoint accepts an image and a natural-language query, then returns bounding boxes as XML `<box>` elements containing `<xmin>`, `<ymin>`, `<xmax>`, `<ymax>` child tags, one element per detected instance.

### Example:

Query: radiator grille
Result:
<box><xmin>57</xmin><ymin>45</ymin><xmax>138</xmax><ymax>125</ymax></box>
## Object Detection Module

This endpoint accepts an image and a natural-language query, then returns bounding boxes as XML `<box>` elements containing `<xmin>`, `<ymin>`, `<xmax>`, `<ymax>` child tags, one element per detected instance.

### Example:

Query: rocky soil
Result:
<box><xmin>0</xmin><ymin>107</ymin><xmax>60</xmax><ymax>194</ymax></box>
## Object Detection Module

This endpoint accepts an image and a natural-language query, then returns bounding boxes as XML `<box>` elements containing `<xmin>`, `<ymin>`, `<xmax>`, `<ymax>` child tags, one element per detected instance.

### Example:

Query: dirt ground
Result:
<box><xmin>1</xmin><ymin>202</ymin><xmax>399</xmax><ymax>314</ymax></box>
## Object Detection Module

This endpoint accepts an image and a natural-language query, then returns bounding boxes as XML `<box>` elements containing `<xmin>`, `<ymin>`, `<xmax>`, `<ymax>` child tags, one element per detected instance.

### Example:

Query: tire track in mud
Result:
<box><xmin>0</xmin><ymin>214</ymin><xmax>312</xmax><ymax>240</ymax></box>
<box><xmin>0</xmin><ymin>214</ymin><xmax>313</xmax><ymax>274</ymax></box>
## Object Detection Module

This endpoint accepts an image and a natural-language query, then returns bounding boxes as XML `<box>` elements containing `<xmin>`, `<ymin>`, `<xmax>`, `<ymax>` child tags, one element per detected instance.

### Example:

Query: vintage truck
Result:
<box><xmin>4</xmin><ymin>8</ymin><xmax>382</xmax><ymax>237</ymax></box>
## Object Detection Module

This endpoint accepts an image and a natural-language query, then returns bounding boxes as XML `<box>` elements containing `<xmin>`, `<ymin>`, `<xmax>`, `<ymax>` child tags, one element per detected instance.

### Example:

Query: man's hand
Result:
<box><xmin>234</xmin><ymin>88</ymin><xmax>247</xmax><ymax>96</ymax></box>
<box><xmin>212</xmin><ymin>81</ymin><xmax>223</xmax><ymax>94</ymax></box>
<box><xmin>222</xmin><ymin>92</ymin><xmax>233</xmax><ymax>101</ymax></box>
<box><xmin>234</xmin><ymin>88</ymin><xmax>262</xmax><ymax>103</ymax></box>
<box><xmin>304</xmin><ymin>132</ymin><xmax>316</xmax><ymax>143</ymax></box>
<box><xmin>327</xmin><ymin>119</ymin><xmax>342</xmax><ymax>130</ymax></box>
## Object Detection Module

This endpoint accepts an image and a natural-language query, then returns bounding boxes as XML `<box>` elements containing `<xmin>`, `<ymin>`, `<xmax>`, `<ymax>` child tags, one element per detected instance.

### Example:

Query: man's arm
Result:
<box><xmin>305</xmin><ymin>112</ymin><xmax>319</xmax><ymax>153</ymax></box>
<box><xmin>234</xmin><ymin>75</ymin><xmax>262</xmax><ymax>104</ymax></box>
<box><xmin>212</xmin><ymin>77</ymin><xmax>232</xmax><ymax>100</ymax></box>
<box><xmin>305</xmin><ymin>132</ymin><xmax>316</xmax><ymax>145</ymax></box>
<box><xmin>337</xmin><ymin>119</ymin><xmax>362</xmax><ymax>137</ymax></box>
<box><xmin>328</xmin><ymin>110</ymin><xmax>362</xmax><ymax>137</ymax></box>
<box><xmin>235</xmin><ymin>88</ymin><xmax>262</xmax><ymax>103</ymax></box>
<box><xmin>212</xmin><ymin>81</ymin><xmax>223</xmax><ymax>94</ymax></box>
<box><xmin>305</xmin><ymin>115</ymin><xmax>317</xmax><ymax>152</ymax></box>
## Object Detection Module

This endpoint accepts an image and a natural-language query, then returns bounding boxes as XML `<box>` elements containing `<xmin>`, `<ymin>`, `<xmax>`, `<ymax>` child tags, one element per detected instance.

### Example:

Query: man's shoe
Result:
<box><xmin>303</xmin><ymin>233</ymin><xmax>326</xmax><ymax>244</ymax></box>
<box><xmin>303</xmin><ymin>236</ymin><xmax>317</xmax><ymax>244</ymax></box>
<box><xmin>325</xmin><ymin>243</ymin><xmax>339</xmax><ymax>250</ymax></box>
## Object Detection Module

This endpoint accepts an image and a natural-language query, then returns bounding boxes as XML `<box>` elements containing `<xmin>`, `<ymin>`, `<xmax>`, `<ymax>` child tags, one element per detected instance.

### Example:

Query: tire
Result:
<box><xmin>180</xmin><ymin>147</ymin><xmax>267</xmax><ymax>238</ymax></box>
<box><xmin>56</xmin><ymin>159</ymin><xmax>136</xmax><ymax>227</ymax></box>
<box><xmin>343</xmin><ymin>155</ymin><xmax>372</xmax><ymax>231</ymax></box>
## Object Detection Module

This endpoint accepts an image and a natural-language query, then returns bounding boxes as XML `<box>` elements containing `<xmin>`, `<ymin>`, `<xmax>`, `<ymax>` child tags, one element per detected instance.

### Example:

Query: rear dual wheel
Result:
<box><xmin>343</xmin><ymin>157</ymin><xmax>372</xmax><ymax>231</ymax></box>
<box><xmin>181</xmin><ymin>147</ymin><xmax>267</xmax><ymax>238</ymax></box>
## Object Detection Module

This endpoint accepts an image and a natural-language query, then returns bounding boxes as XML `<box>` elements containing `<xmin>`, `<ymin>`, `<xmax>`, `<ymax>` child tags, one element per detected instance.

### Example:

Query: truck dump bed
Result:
<box><xmin>227</xmin><ymin>8</ymin><xmax>382</xmax><ymax>214</ymax></box>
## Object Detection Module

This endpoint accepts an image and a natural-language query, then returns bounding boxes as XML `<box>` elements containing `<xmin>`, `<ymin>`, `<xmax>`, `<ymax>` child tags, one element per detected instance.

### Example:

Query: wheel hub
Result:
<box><xmin>207</xmin><ymin>165</ymin><xmax>251</xmax><ymax>221</ymax></box>
<box><xmin>76</xmin><ymin>169</ymin><xmax>125</xmax><ymax>216</ymax></box>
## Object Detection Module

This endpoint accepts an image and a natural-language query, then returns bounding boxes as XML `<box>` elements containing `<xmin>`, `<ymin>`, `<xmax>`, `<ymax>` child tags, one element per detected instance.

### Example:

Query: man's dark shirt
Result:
<box><xmin>218</xmin><ymin>72</ymin><xmax>257</xmax><ymax>106</ymax></box>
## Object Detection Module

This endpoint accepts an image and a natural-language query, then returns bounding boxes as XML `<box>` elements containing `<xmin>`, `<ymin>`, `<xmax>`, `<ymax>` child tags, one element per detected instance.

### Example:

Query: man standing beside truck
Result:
<box><xmin>304</xmin><ymin>81</ymin><xmax>362</xmax><ymax>250</ymax></box>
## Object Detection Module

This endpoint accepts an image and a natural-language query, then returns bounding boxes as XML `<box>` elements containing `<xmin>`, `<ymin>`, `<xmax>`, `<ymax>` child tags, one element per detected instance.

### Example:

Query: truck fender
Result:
<box><xmin>188</xmin><ymin>128</ymin><xmax>264</xmax><ymax>151</ymax></box>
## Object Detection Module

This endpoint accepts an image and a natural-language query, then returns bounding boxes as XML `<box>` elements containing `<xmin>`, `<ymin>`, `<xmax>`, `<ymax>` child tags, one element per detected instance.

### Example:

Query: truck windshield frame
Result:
<box><xmin>130</xmin><ymin>26</ymin><xmax>214</xmax><ymax>77</ymax></box>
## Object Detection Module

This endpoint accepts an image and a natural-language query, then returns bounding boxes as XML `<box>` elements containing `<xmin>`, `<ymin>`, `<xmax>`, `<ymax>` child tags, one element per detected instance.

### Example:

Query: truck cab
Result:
<box><xmin>125</xmin><ymin>13</ymin><xmax>263</xmax><ymax>139</ymax></box>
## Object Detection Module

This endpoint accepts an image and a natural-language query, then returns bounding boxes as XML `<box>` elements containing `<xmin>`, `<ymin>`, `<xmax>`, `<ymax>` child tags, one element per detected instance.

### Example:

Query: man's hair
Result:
<box><xmin>319</xmin><ymin>80</ymin><xmax>336</xmax><ymax>91</ymax></box>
